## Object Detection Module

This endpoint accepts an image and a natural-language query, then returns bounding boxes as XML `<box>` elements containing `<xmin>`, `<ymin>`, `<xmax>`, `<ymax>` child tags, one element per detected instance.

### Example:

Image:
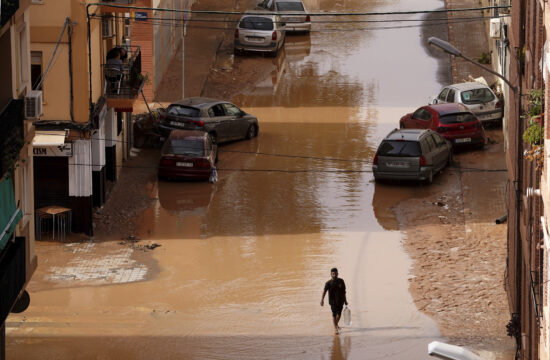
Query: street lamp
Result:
<box><xmin>427</xmin><ymin>36</ymin><xmax>516</xmax><ymax>93</ymax></box>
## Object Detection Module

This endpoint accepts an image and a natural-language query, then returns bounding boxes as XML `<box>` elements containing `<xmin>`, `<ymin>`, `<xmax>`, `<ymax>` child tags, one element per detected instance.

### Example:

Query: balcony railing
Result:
<box><xmin>0</xmin><ymin>99</ymin><xmax>24</xmax><ymax>177</ymax></box>
<box><xmin>103</xmin><ymin>46</ymin><xmax>145</xmax><ymax>100</ymax></box>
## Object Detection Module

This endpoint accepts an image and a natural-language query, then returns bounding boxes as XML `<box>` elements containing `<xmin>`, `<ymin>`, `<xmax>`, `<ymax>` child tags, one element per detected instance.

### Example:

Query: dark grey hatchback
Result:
<box><xmin>158</xmin><ymin>97</ymin><xmax>259</xmax><ymax>144</ymax></box>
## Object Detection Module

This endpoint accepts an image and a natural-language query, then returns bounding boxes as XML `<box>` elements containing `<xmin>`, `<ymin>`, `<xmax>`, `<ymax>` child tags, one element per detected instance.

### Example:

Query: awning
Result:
<box><xmin>0</xmin><ymin>176</ymin><xmax>22</xmax><ymax>250</ymax></box>
<box><xmin>32</xmin><ymin>130</ymin><xmax>67</xmax><ymax>146</ymax></box>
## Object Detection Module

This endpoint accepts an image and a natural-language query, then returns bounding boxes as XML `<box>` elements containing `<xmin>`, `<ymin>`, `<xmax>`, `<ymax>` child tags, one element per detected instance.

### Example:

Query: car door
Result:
<box><xmin>430</xmin><ymin>133</ymin><xmax>448</xmax><ymax>170</ymax></box>
<box><xmin>423</xmin><ymin>134</ymin><xmax>437</xmax><ymax>168</ymax></box>
<box><xmin>207</xmin><ymin>104</ymin><xmax>232</xmax><ymax>142</ymax></box>
<box><xmin>222</xmin><ymin>103</ymin><xmax>249</xmax><ymax>140</ymax></box>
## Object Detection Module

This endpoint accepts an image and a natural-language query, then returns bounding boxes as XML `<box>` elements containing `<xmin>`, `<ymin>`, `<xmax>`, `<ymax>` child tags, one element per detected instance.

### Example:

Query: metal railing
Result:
<box><xmin>102</xmin><ymin>46</ymin><xmax>145</xmax><ymax>99</ymax></box>
<box><xmin>0</xmin><ymin>99</ymin><xmax>24</xmax><ymax>177</ymax></box>
<box><xmin>530</xmin><ymin>270</ymin><xmax>543</xmax><ymax>327</ymax></box>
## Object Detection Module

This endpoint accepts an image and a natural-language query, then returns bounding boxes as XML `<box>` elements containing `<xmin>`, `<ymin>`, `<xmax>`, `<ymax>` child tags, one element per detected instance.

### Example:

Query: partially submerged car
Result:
<box><xmin>257</xmin><ymin>0</ymin><xmax>311</xmax><ymax>33</ymax></box>
<box><xmin>373</xmin><ymin>128</ymin><xmax>453</xmax><ymax>184</ymax></box>
<box><xmin>429</xmin><ymin>82</ymin><xmax>503</xmax><ymax>125</ymax></box>
<box><xmin>157</xmin><ymin>97</ymin><xmax>259</xmax><ymax>144</ymax></box>
<box><xmin>158</xmin><ymin>130</ymin><xmax>217</xmax><ymax>181</ymax></box>
<box><xmin>234</xmin><ymin>11</ymin><xmax>286</xmax><ymax>57</ymax></box>
<box><xmin>399</xmin><ymin>103</ymin><xmax>485</xmax><ymax>149</ymax></box>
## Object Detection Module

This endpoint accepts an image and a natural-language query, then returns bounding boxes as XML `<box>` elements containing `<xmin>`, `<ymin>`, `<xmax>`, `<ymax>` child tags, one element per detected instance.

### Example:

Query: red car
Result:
<box><xmin>158</xmin><ymin>130</ymin><xmax>218</xmax><ymax>181</ymax></box>
<box><xmin>399</xmin><ymin>103</ymin><xmax>485</xmax><ymax>148</ymax></box>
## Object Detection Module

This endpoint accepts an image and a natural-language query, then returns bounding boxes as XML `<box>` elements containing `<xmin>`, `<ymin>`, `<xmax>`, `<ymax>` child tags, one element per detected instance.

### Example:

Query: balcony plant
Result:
<box><xmin>522</xmin><ymin>89</ymin><xmax>544</xmax><ymax>170</ymax></box>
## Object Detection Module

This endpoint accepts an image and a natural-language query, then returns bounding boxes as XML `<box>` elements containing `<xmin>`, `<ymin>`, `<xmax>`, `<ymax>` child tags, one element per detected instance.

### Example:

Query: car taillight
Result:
<box><xmin>235</xmin><ymin>29</ymin><xmax>239</xmax><ymax>38</ymax></box>
<box><xmin>160</xmin><ymin>158</ymin><xmax>175</xmax><ymax>166</ymax></box>
<box><xmin>436</xmin><ymin>126</ymin><xmax>448</xmax><ymax>133</ymax></box>
<box><xmin>305</xmin><ymin>15</ymin><xmax>311</xmax><ymax>22</ymax></box>
<box><xmin>195</xmin><ymin>159</ymin><xmax>211</xmax><ymax>168</ymax></box>
<box><xmin>272</xmin><ymin>31</ymin><xmax>277</xmax><ymax>40</ymax></box>
<box><xmin>419</xmin><ymin>156</ymin><xmax>427</xmax><ymax>167</ymax></box>
<box><xmin>496</xmin><ymin>100</ymin><xmax>503</xmax><ymax>108</ymax></box>
<box><xmin>191</xmin><ymin>120</ymin><xmax>205</xmax><ymax>127</ymax></box>
<box><xmin>373</xmin><ymin>154</ymin><xmax>378</xmax><ymax>165</ymax></box>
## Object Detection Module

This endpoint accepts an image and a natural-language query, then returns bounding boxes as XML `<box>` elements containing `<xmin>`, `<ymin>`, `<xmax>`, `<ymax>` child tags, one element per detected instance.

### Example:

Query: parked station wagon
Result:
<box><xmin>257</xmin><ymin>0</ymin><xmax>311</xmax><ymax>33</ymax></box>
<box><xmin>373</xmin><ymin>128</ymin><xmax>453</xmax><ymax>184</ymax></box>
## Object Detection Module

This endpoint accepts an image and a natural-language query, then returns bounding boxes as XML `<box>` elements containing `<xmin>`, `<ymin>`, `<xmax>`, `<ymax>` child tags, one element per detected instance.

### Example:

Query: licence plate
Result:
<box><xmin>455</xmin><ymin>138</ymin><xmax>471</xmax><ymax>143</ymax></box>
<box><xmin>246</xmin><ymin>36</ymin><xmax>263</xmax><ymax>42</ymax></box>
<box><xmin>170</xmin><ymin>121</ymin><xmax>184</xmax><ymax>127</ymax></box>
<box><xmin>176</xmin><ymin>162</ymin><xmax>193</xmax><ymax>167</ymax></box>
<box><xmin>387</xmin><ymin>161</ymin><xmax>409</xmax><ymax>168</ymax></box>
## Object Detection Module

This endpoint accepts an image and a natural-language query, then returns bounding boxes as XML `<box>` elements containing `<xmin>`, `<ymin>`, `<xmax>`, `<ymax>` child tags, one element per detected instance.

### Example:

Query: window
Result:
<box><xmin>167</xmin><ymin>105</ymin><xmax>200</xmax><ymax>117</ymax></box>
<box><xmin>377</xmin><ymin>141</ymin><xmax>422</xmax><ymax>157</ymax></box>
<box><xmin>162</xmin><ymin>139</ymin><xmax>204</xmax><ymax>156</ymax></box>
<box><xmin>424</xmin><ymin>136</ymin><xmax>436</xmax><ymax>151</ymax></box>
<box><xmin>439</xmin><ymin>112</ymin><xmax>477</xmax><ymax>124</ymax></box>
<box><xmin>31</xmin><ymin>51</ymin><xmax>43</xmax><ymax>90</ymax></box>
<box><xmin>431</xmin><ymin>134</ymin><xmax>446</xmax><ymax>147</ymax></box>
<box><xmin>276</xmin><ymin>1</ymin><xmax>305</xmax><ymax>11</ymax></box>
<box><xmin>222</xmin><ymin>103</ymin><xmax>242</xmax><ymax>116</ymax></box>
<box><xmin>460</xmin><ymin>88</ymin><xmax>495</xmax><ymax>104</ymax></box>
<box><xmin>446</xmin><ymin>89</ymin><xmax>456</xmax><ymax>102</ymax></box>
<box><xmin>239</xmin><ymin>17</ymin><xmax>274</xmax><ymax>30</ymax></box>
<box><xmin>412</xmin><ymin>108</ymin><xmax>432</xmax><ymax>121</ymax></box>
<box><xmin>438</xmin><ymin>88</ymin><xmax>450</xmax><ymax>101</ymax></box>
<box><xmin>208</xmin><ymin>105</ymin><xmax>225</xmax><ymax>117</ymax></box>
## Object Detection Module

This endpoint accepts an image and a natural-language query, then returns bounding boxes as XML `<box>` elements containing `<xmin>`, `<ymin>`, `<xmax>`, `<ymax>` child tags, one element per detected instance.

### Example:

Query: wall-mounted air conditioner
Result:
<box><xmin>490</xmin><ymin>18</ymin><xmax>501</xmax><ymax>38</ymax></box>
<box><xmin>102</xmin><ymin>16</ymin><xmax>114</xmax><ymax>38</ymax></box>
<box><xmin>24</xmin><ymin>90</ymin><xmax>43</xmax><ymax>119</ymax></box>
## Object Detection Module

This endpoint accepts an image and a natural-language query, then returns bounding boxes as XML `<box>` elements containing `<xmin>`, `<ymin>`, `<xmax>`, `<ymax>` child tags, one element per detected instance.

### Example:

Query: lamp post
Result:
<box><xmin>428</xmin><ymin>36</ymin><xmax>516</xmax><ymax>93</ymax></box>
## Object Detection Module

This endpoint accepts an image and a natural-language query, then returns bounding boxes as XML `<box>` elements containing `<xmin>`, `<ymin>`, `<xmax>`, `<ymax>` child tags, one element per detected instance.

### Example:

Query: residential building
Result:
<box><xmin>0</xmin><ymin>0</ymin><xmax>37</xmax><ymax>358</ymax></box>
<box><xmin>29</xmin><ymin>0</ymin><xmax>144</xmax><ymax>235</ymax></box>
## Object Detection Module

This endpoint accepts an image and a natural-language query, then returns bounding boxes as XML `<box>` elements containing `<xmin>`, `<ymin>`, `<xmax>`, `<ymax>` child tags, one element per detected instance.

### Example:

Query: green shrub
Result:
<box><xmin>523</xmin><ymin>122</ymin><xmax>544</xmax><ymax>146</ymax></box>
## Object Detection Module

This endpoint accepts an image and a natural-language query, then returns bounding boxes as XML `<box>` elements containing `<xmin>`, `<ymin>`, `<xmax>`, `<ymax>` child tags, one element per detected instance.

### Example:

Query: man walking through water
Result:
<box><xmin>321</xmin><ymin>267</ymin><xmax>348</xmax><ymax>334</ymax></box>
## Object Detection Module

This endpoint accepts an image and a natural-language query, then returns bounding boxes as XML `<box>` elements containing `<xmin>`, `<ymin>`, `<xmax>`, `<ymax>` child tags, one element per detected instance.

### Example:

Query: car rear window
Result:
<box><xmin>439</xmin><ymin>112</ymin><xmax>478</xmax><ymax>124</ymax></box>
<box><xmin>460</xmin><ymin>88</ymin><xmax>495</xmax><ymax>104</ymax></box>
<box><xmin>163</xmin><ymin>139</ymin><xmax>204</xmax><ymax>156</ymax></box>
<box><xmin>276</xmin><ymin>1</ymin><xmax>305</xmax><ymax>11</ymax></box>
<box><xmin>239</xmin><ymin>17</ymin><xmax>274</xmax><ymax>30</ymax></box>
<box><xmin>377</xmin><ymin>140</ymin><xmax>421</xmax><ymax>157</ymax></box>
<box><xmin>167</xmin><ymin>105</ymin><xmax>200</xmax><ymax>117</ymax></box>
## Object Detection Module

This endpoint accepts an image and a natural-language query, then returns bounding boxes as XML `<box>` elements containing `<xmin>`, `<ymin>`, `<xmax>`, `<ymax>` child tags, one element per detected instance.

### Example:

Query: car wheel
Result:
<box><xmin>246</xmin><ymin>125</ymin><xmax>257</xmax><ymax>139</ymax></box>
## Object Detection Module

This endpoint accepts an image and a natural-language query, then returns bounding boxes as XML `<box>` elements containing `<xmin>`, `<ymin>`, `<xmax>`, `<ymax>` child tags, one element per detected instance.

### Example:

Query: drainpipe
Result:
<box><xmin>86</xmin><ymin>4</ymin><xmax>94</xmax><ymax>129</ymax></box>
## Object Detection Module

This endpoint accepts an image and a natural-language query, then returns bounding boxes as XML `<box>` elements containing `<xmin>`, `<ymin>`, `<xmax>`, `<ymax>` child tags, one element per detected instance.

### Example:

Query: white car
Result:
<box><xmin>234</xmin><ymin>11</ymin><xmax>286</xmax><ymax>57</ymax></box>
<box><xmin>257</xmin><ymin>0</ymin><xmax>311</xmax><ymax>33</ymax></box>
<box><xmin>429</xmin><ymin>82</ymin><xmax>503</xmax><ymax>125</ymax></box>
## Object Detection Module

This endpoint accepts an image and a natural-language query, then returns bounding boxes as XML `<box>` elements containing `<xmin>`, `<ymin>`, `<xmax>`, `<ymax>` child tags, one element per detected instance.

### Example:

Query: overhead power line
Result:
<box><xmin>88</xmin><ymin>2</ymin><xmax>510</xmax><ymax>17</ymax></box>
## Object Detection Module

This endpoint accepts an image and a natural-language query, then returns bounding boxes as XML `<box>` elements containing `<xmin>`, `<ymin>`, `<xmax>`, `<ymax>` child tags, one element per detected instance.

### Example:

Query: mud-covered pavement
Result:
<box><xmin>7</xmin><ymin>0</ymin><xmax>514</xmax><ymax>358</ymax></box>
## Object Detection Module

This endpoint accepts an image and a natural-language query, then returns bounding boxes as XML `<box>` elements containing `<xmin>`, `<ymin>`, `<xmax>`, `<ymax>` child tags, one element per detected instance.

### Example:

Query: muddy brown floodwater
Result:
<box><xmin>6</xmin><ymin>0</ymin><xmax>514</xmax><ymax>358</ymax></box>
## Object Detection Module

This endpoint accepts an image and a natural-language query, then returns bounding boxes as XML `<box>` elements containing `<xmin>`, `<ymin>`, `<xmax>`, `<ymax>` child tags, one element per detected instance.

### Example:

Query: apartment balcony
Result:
<box><xmin>103</xmin><ymin>46</ymin><xmax>145</xmax><ymax>112</ymax></box>
<box><xmin>100</xmin><ymin>0</ymin><xmax>138</xmax><ymax>13</ymax></box>
<box><xmin>0</xmin><ymin>99</ymin><xmax>24</xmax><ymax>177</ymax></box>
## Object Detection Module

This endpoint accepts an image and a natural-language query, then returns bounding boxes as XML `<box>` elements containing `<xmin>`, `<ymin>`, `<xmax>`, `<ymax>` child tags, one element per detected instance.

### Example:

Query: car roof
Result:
<box><xmin>171</xmin><ymin>97</ymin><xmax>224</xmax><ymax>108</ymax></box>
<box><xmin>167</xmin><ymin>129</ymin><xmax>208</xmax><ymax>141</ymax></box>
<box><xmin>384</xmin><ymin>128</ymin><xmax>431</xmax><ymax>142</ymax></box>
<box><xmin>427</xmin><ymin>103</ymin><xmax>470</xmax><ymax>115</ymax></box>
<box><xmin>446</xmin><ymin>82</ymin><xmax>490</xmax><ymax>91</ymax></box>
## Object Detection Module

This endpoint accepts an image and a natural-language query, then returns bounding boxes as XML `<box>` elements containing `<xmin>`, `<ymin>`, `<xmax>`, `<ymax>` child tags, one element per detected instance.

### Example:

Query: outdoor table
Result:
<box><xmin>35</xmin><ymin>206</ymin><xmax>72</xmax><ymax>242</ymax></box>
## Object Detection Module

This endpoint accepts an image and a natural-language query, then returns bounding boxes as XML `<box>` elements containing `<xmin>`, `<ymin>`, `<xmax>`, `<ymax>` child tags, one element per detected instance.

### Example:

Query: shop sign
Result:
<box><xmin>33</xmin><ymin>144</ymin><xmax>73</xmax><ymax>157</ymax></box>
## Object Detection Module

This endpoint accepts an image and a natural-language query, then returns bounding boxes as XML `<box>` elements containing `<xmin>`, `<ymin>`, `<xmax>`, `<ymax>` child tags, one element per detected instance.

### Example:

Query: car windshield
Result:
<box><xmin>163</xmin><ymin>139</ymin><xmax>204</xmax><ymax>156</ymax></box>
<box><xmin>377</xmin><ymin>140</ymin><xmax>421</xmax><ymax>157</ymax></box>
<box><xmin>276</xmin><ymin>2</ymin><xmax>305</xmax><ymax>11</ymax></box>
<box><xmin>167</xmin><ymin>105</ymin><xmax>200</xmax><ymax>117</ymax></box>
<box><xmin>460</xmin><ymin>88</ymin><xmax>495</xmax><ymax>104</ymax></box>
<box><xmin>240</xmin><ymin>17</ymin><xmax>274</xmax><ymax>30</ymax></box>
<box><xmin>439</xmin><ymin>112</ymin><xmax>478</xmax><ymax>124</ymax></box>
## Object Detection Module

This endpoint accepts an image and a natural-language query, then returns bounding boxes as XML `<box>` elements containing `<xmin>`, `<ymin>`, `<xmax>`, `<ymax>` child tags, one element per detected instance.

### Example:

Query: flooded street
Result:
<box><xmin>6</xmin><ymin>0</ymin><xmax>514</xmax><ymax>358</ymax></box>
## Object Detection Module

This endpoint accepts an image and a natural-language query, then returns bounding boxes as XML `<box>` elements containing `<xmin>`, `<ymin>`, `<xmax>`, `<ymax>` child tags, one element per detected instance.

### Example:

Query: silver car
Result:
<box><xmin>234</xmin><ymin>12</ymin><xmax>286</xmax><ymax>57</ymax></box>
<box><xmin>158</xmin><ymin>97</ymin><xmax>259</xmax><ymax>144</ymax></box>
<box><xmin>429</xmin><ymin>82</ymin><xmax>503</xmax><ymax>125</ymax></box>
<box><xmin>373</xmin><ymin>129</ymin><xmax>453</xmax><ymax>184</ymax></box>
<box><xmin>257</xmin><ymin>0</ymin><xmax>311</xmax><ymax>33</ymax></box>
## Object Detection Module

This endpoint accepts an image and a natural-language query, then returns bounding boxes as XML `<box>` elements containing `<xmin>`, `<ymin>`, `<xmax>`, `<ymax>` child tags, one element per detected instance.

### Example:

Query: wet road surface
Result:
<box><xmin>7</xmin><ymin>0</ymin><xmax>463</xmax><ymax>358</ymax></box>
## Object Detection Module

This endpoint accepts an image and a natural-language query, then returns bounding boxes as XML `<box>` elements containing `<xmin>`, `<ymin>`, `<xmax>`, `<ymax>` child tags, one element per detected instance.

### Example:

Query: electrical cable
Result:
<box><xmin>34</xmin><ymin>17</ymin><xmax>70</xmax><ymax>91</ymax></box>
